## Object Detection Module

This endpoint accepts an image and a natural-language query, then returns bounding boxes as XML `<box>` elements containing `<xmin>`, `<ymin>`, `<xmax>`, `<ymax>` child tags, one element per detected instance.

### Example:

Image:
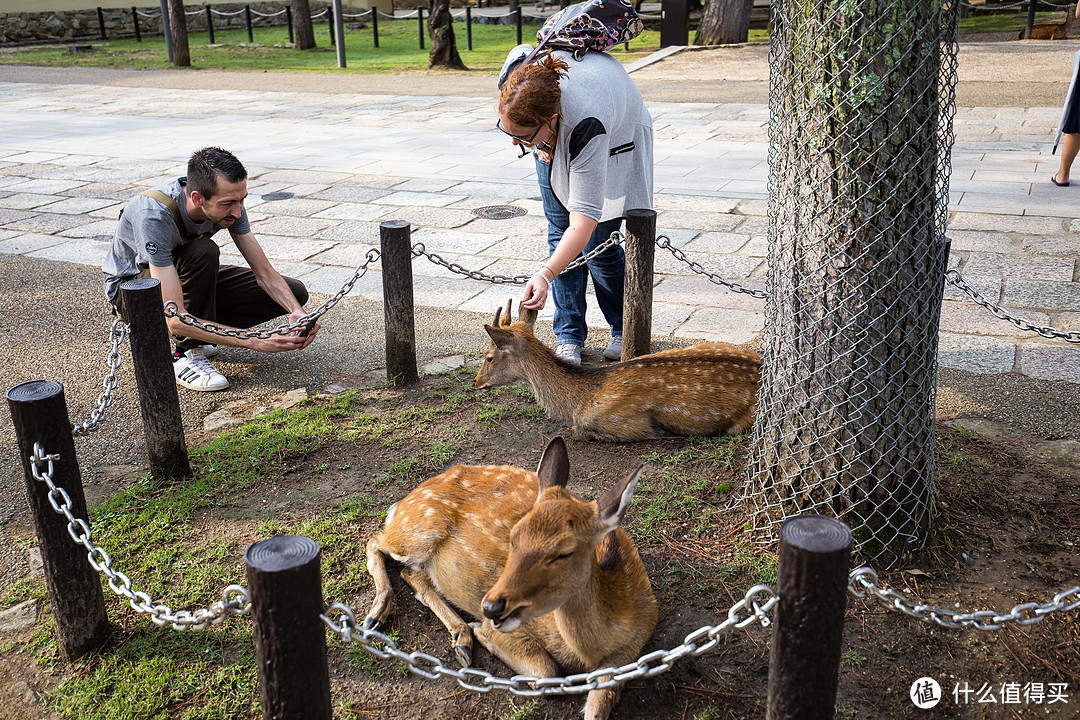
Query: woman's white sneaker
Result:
<box><xmin>173</xmin><ymin>347</ymin><xmax>230</xmax><ymax>391</ymax></box>
<box><xmin>554</xmin><ymin>343</ymin><xmax>582</xmax><ymax>366</ymax></box>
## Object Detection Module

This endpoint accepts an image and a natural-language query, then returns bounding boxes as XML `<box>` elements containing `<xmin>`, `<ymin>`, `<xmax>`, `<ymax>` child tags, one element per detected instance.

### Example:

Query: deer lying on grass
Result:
<box><xmin>474</xmin><ymin>301</ymin><xmax>762</xmax><ymax>442</ymax></box>
<box><xmin>1022</xmin><ymin>10</ymin><xmax>1073</xmax><ymax>39</ymax></box>
<box><xmin>364</xmin><ymin>437</ymin><xmax>657</xmax><ymax>720</ymax></box>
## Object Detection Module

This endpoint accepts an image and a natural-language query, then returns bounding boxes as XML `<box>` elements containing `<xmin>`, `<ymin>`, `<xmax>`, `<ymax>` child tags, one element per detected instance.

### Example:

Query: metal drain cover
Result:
<box><xmin>472</xmin><ymin>204</ymin><xmax>526</xmax><ymax>220</ymax></box>
<box><xmin>260</xmin><ymin>191</ymin><xmax>294</xmax><ymax>201</ymax></box>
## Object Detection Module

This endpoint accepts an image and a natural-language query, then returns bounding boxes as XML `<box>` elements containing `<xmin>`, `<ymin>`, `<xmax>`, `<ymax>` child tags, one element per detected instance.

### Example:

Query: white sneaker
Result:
<box><xmin>173</xmin><ymin>347</ymin><xmax>230</xmax><ymax>392</ymax></box>
<box><xmin>554</xmin><ymin>343</ymin><xmax>582</xmax><ymax>366</ymax></box>
<box><xmin>201</xmin><ymin>344</ymin><xmax>220</xmax><ymax>359</ymax></box>
<box><xmin>603</xmin><ymin>336</ymin><xmax>622</xmax><ymax>361</ymax></box>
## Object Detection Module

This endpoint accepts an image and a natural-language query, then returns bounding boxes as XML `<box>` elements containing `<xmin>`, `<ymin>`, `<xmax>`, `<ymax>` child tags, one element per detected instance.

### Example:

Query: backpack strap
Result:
<box><xmin>140</xmin><ymin>189</ymin><xmax>197</xmax><ymax>243</ymax></box>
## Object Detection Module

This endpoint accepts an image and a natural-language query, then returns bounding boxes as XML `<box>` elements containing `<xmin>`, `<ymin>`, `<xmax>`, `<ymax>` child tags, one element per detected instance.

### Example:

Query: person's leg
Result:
<box><xmin>171</xmin><ymin>236</ymin><xmax>220</xmax><ymax>352</ymax></box>
<box><xmin>214</xmin><ymin>265</ymin><xmax>308</xmax><ymax>329</ymax></box>
<box><xmin>1056</xmin><ymin>133</ymin><xmax>1080</xmax><ymax>185</ymax></box>
<box><xmin>585</xmin><ymin>217</ymin><xmax>626</xmax><ymax>340</ymax></box>
<box><xmin>535</xmin><ymin>158</ymin><xmax>587</xmax><ymax>348</ymax></box>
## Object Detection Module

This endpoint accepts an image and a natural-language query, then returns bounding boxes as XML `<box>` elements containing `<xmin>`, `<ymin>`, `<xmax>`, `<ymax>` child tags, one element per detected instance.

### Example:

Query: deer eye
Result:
<box><xmin>550</xmin><ymin>551</ymin><xmax>573</xmax><ymax>564</ymax></box>
<box><xmin>485</xmin><ymin>356</ymin><xmax>493</xmax><ymax>363</ymax></box>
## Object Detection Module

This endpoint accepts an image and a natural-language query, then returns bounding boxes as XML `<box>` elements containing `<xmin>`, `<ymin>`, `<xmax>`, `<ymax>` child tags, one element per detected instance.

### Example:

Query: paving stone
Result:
<box><xmin>683</xmin><ymin>232</ymin><xmax>753</xmax><ymax>255</ymax></box>
<box><xmin>3</xmin><ymin>213</ymin><xmax>91</xmax><ymax>234</ymax></box>
<box><xmin>1003</xmin><ymin>279</ymin><xmax>1080</xmax><ymax>311</ymax></box>
<box><xmin>0</xmin><ymin>599</ymin><xmax>38</xmax><ymax>634</ymax></box>
<box><xmin>1019</xmin><ymin>342</ymin><xmax>1080</xmax><ymax>384</ymax></box>
<box><xmin>944</xmin><ymin>274</ymin><xmax>1002</xmax><ymax>303</ymax></box>
<box><xmin>35</xmin><ymin>197</ymin><xmax>116</xmax><ymax>215</ymax></box>
<box><xmin>252</xmin><ymin>215</ymin><xmax>337</xmax><ymax>237</ymax></box>
<box><xmin>963</xmin><ymin>252</ymin><xmax>1074</xmax><ymax>282</ymax></box>
<box><xmin>310</xmin><ymin>185</ymin><xmax>392</xmax><ymax>203</ymax></box>
<box><xmin>27</xmin><ymin>237</ymin><xmax>110</xmax><ymax>266</ymax></box>
<box><xmin>937</xmin><ymin>333</ymin><xmax>1016</xmax><ymax>374</ymax></box>
<box><xmin>0</xmin><ymin>193</ymin><xmax>60</xmax><ymax>210</ymax></box>
<box><xmin>255</xmin><ymin>198</ymin><xmax>340</xmax><ymax>217</ymax></box>
<box><xmin>58</xmin><ymin>219</ymin><xmax>121</xmax><ymax>238</ymax></box>
<box><xmin>655</xmin><ymin>250</ymin><xmax>763</xmax><ymax>279</ymax></box>
<box><xmin>654</xmin><ymin>194</ymin><xmax>741</xmax><ymax>213</ymax></box>
<box><xmin>255</xmin><ymin>235</ymin><xmax>338</xmax><ymax>263</ymax></box>
<box><xmin>0</xmin><ymin>233</ymin><xmax>70</xmax><ymax>254</ymax></box>
<box><xmin>654</xmin><ymin>275</ymin><xmax>768</xmax><ymax>310</ymax></box>
<box><xmin>655</xmin><ymin>210</ymin><xmax>743</xmax><ymax>232</ymax></box>
<box><xmin>1018</xmin><ymin>234</ymin><xmax>1080</xmax><ymax>258</ymax></box>
<box><xmin>939</xmin><ymin>301</ymin><xmax>1051</xmax><ymax>338</ymax></box>
<box><xmin>297</xmin><ymin>265</ymin><xmax>382</xmax><ymax>297</ymax></box>
<box><xmin>674</xmin><ymin>307</ymin><xmax>764</xmax><ymax>345</ymax></box>
<box><xmin>410</xmin><ymin>228</ymin><xmax>505</xmax><ymax>254</ymax></box>
<box><xmin>382</xmin><ymin>206</ymin><xmax>477</xmax><ymax>230</ymax></box>
<box><xmin>372</xmin><ymin>190</ymin><xmax>468</xmax><ymax>208</ymax></box>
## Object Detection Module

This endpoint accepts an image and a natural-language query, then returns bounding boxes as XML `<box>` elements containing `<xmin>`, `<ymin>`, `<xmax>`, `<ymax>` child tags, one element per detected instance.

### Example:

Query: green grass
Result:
<box><xmin>959</xmin><ymin>7</ymin><xmax>1073</xmax><ymax>35</ymax></box>
<box><xmin>0</xmin><ymin>21</ymin><xmax>662</xmax><ymax>73</ymax></box>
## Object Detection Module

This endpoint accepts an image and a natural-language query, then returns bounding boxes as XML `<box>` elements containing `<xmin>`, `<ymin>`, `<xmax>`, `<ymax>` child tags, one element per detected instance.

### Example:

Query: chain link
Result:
<box><xmin>849</xmin><ymin>567</ymin><xmax>1080</xmax><ymax>630</ymax></box>
<box><xmin>945</xmin><ymin>269</ymin><xmax>1080</xmax><ymax>343</ymax></box>
<box><xmin>321</xmin><ymin>584</ymin><xmax>777</xmax><ymax>696</ymax></box>
<box><xmin>656</xmin><ymin>236</ymin><xmax>769</xmax><ymax>299</ymax></box>
<box><xmin>71</xmin><ymin>317</ymin><xmax>130</xmax><ymax>436</ymax></box>
<box><xmin>28</xmin><ymin>444</ymin><xmax>251</xmax><ymax>630</ymax></box>
<box><xmin>163</xmin><ymin>249</ymin><xmax>381</xmax><ymax>339</ymax></box>
<box><xmin>412</xmin><ymin>234</ymin><xmax>624</xmax><ymax>286</ymax></box>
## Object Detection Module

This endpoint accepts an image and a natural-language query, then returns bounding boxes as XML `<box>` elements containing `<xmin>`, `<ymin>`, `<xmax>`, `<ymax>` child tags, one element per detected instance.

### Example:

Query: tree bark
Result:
<box><xmin>694</xmin><ymin>0</ymin><xmax>753</xmax><ymax>46</ymax></box>
<box><xmin>166</xmin><ymin>0</ymin><xmax>190</xmax><ymax>66</ymax></box>
<box><xmin>291</xmin><ymin>0</ymin><xmax>316</xmax><ymax>49</ymax></box>
<box><xmin>745</xmin><ymin>0</ymin><xmax>957</xmax><ymax>562</ymax></box>
<box><xmin>428</xmin><ymin>0</ymin><xmax>467</xmax><ymax>70</ymax></box>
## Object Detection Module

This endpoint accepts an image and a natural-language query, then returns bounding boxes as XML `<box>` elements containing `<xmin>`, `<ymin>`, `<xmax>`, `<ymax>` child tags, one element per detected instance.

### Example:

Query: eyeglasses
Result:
<box><xmin>497</xmin><ymin>118</ymin><xmax>543</xmax><ymax>158</ymax></box>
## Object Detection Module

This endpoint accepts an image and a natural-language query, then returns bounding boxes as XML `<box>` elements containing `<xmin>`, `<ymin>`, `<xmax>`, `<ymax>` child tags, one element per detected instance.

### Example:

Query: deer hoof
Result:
<box><xmin>451</xmin><ymin>631</ymin><xmax>473</xmax><ymax>667</ymax></box>
<box><xmin>362</xmin><ymin>616</ymin><xmax>381</xmax><ymax>631</ymax></box>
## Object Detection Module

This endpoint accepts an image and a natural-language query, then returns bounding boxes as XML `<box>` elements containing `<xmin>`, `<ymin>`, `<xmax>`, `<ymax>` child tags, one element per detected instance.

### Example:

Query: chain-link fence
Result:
<box><xmin>744</xmin><ymin>0</ymin><xmax>960</xmax><ymax>565</ymax></box>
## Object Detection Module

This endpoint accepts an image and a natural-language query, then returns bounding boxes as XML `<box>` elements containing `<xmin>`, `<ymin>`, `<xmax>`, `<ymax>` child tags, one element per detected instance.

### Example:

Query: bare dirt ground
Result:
<box><xmin>1</xmin><ymin>35</ymin><xmax>1080</xmax><ymax>720</ymax></box>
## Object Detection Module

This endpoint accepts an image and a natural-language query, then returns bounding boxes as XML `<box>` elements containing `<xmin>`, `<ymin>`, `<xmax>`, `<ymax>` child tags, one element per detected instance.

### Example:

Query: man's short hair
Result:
<box><xmin>187</xmin><ymin>147</ymin><xmax>247</xmax><ymax>200</ymax></box>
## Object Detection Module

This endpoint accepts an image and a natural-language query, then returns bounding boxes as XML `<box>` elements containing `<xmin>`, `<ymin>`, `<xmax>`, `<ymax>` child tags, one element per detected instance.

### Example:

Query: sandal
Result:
<box><xmin>1051</xmin><ymin>173</ymin><xmax>1070</xmax><ymax>187</ymax></box>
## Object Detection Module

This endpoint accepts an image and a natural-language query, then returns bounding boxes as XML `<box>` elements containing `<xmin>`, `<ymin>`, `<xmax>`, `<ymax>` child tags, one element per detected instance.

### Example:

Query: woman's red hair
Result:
<box><xmin>498</xmin><ymin>52</ymin><xmax>569</xmax><ymax>128</ymax></box>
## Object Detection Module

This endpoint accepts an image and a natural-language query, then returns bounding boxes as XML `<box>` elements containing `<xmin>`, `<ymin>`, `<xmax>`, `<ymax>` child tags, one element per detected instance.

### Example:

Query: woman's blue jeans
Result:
<box><xmin>535</xmin><ymin>157</ymin><xmax>625</xmax><ymax>347</ymax></box>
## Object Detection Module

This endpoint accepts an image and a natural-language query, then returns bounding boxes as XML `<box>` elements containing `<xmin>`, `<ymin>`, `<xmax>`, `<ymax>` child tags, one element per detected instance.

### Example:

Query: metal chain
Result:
<box><xmin>71</xmin><ymin>318</ymin><xmax>129</xmax><ymax>437</ymax></box>
<box><xmin>945</xmin><ymin>269</ymin><xmax>1080</xmax><ymax>343</ymax></box>
<box><xmin>321</xmin><ymin>584</ymin><xmax>777</xmax><ymax>696</ymax></box>
<box><xmin>849</xmin><ymin>567</ymin><xmax>1080</xmax><ymax>630</ymax></box>
<box><xmin>28</xmin><ymin>444</ymin><xmax>251</xmax><ymax>630</ymax></box>
<box><xmin>164</xmin><ymin>249</ymin><xmax>381</xmax><ymax>340</ymax></box>
<box><xmin>412</xmin><ymin>234</ymin><xmax>624</xmax><ymax>286</ymax></box>
<box><xmin>656</xmin><ymin>235</ymin><xmax>769</xmax><ymax>299</ymax></box>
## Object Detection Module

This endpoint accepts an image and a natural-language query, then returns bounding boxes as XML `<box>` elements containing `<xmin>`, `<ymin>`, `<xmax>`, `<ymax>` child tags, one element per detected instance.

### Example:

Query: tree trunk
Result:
<box><xmin>744</xmin><ymin>0</ymin><xmax>958</xmax><ymax>563</ymax></box>
<box><xmin>694</xmin><ymin>0</ymin><xmax>753</xmax><ymax>46</ymax></box>
<box><xmin>291</xmin><ymin>0</ymin><xmax>316</xmax><ymax>49</ymax></box>
<box><xmin>427</xmin><ymin>0</ymin><xmax>466</xmax><ymax>70</ymax></box>
<box><xmin>166</xmin><ymin>0</ymin><xmax>190</xmax><ymax>66</ymax></box>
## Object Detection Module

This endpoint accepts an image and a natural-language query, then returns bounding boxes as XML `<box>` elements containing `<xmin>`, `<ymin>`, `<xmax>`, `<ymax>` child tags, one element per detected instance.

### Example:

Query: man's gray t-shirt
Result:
<box><xmin>102</xmin><ymin>177</ymin><xmax>250</xmax><ymax>300</ymax></box>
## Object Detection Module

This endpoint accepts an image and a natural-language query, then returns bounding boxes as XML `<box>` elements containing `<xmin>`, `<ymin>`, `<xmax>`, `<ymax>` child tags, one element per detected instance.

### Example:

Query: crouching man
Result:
<box><xmin>103</xmin><ymin>146</ymin><xmax>318</xmax><ymax>392</ymax></box>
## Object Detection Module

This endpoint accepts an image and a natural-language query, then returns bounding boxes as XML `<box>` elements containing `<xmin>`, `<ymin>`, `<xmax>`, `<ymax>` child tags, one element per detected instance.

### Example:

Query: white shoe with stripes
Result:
<box><xmin>173</xmin><ymin>347</ymin><xmax>230</xmax><ymax>392</ymax></box>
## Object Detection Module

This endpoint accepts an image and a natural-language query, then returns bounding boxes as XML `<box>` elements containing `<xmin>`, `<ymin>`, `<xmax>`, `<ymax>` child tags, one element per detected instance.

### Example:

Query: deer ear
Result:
<box><xmin>484</xmin><ymin>324</ymin><xmax>517</xmax><ymax>350</ymax></box>
<box><xmin>596</xmin><ymin>465</ymin><xmax>643</xmax><ymax>533</ymax></box>
<box><xmin>516</xmin><ymin>302</ymin><xmax>538</xmax><ymax>328</ymax></box>
<box><xmin>536</xmin><ymin>436</ymin><xmax>569</xmax><ymax>492</ymax></box>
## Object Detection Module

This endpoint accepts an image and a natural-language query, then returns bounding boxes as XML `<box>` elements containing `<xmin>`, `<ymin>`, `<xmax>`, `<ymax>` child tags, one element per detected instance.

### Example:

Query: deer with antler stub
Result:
<box><xmin>474</xmin><ymin>301</ymin><xmax>762</xmax><ymax>442</ymax></box>
<box><xmin>364</xmin><ymin>437</ymin><xmax>657</xmax><ymax>720</ymax></box>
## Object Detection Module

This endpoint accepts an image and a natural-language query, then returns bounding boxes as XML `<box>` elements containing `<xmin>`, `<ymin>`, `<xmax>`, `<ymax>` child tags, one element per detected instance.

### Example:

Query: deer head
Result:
<box><xmin>474</xmin><ymin>300</ymin><xmax>540</xmax><ymax>389</ymax></box>
<box><xmin>480</xmin><ymin>437</ymin><xmax>644</xmax><ymax>632</ymax></box>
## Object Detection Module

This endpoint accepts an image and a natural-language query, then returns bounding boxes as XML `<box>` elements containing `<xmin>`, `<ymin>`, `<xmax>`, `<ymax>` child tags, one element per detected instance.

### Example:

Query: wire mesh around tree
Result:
<box><xmin>741</xmin><ymin>0</ymin><xmax>959</xmax><ymax>565</ymax></box>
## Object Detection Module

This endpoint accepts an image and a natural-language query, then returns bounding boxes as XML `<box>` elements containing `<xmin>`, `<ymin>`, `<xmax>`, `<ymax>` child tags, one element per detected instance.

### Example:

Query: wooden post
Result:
<box><xmin>6</xmin><ymin>380</ymin><xmax>110</xmax><ymax>661</ymax></box>
<box><xmin>515</xmin><ymin>7</ymin><xmax>522</xmax><ymax>44</ymax></box>
<box><xmin>245</xmin><ymin>4</ymin><xmax>254</xmax><ymax>41</ymax></box>
<box><xmin>1024</xmin><ymin>0</ymin><xmax>1038</xmax><ymax>39</ymax></box>
<box><xmin>465</xmin><ymin>5</ymin><xmax>471</xmax><ymax>50</ymax></box>
<box><xmin>380</xmin><ymin>220</ymin><xmax>419</xmax><ymax>386</ymax></box>
<box><xmin>132</xmin><ymin>6</ymin><xmax>141</xmax><ymax>41</ymax></box>
<box><xmin>371</xmin><ymin>6</ymin><xmax>379</xmax><ymax>47</ymax></box>
<box><xmin>245</xmin><ymin>535</ymin><xmax>331</xmax><ymax>720</ymax></box>
<box><xmin>159</xmin><ymin>0</ymin><xmax>173</xmax><ymax>60</ymax></box>
<box><xmin>766</xmin><ymin>514</ymin><xmax>852</xmax><ymax>720</ymax></box>
<box><xmin>206</xmin><ymin>6</ymin><xmax>215</xmax><ymax>43</ymax></box>
<box><xmin>327</xmin><ymin>7</ymin><xmax>335</xmax><ymax>46</ymax></box>
<box><xmin>97</xmin><ymin>7</ymin><xmax>107</xmax><ymax>39</ymax></box>
<box><xmin>622</xmin><ymin>209</ymin><xmax>656</xmax><ymax>360</ymax></box>
<box><xmin>418</xmin><ymin>5</ymin><xmax>425</xmax><ymax>49</ymax></box>
<box><xmin>120</xmin><ymin>278</ymin><xmax>192</xmax><ymax>480</ymax></box>
<box><xmin>333</xmin><ymin>0</ymin><xmax>346</xmax><ymax>67</ymax></box>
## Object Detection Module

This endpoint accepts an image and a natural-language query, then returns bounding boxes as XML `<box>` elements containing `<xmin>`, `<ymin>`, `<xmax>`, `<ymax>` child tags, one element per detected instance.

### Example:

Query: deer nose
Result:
<box><xmin>482</xmin><ymin>596</ymin><xmax>506</xmax><ymax>619</ymax></box>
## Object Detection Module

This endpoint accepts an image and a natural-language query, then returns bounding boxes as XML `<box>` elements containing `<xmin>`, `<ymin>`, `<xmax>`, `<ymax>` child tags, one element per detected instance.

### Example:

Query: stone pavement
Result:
<box><xmin>0</xmin><ymin>60</ymin><xmax>1077</xmax><ymax>383</ymax></box>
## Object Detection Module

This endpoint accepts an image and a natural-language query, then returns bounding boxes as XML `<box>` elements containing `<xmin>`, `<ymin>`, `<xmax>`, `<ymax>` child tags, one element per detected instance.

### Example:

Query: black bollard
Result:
<box><xmin>379</xmin><ymin>221</ymin><xmax>419</xmax><ymax>386</ymax></box>
<box><xmin>418</xmin><ymin>5</ymin><xmax>425</xmax><ymax>49</ymax></box>
<box><xmin>371</xmin><ymin>6</ymin><xmax>379</xmax><ymax>47</ymax></box>
<box><xmin>1024</xmin><ymin>0</ymin><xmax>1038</xmax><ymax>39</ymax></box>
<box><xmin>97</xmin><ymin>7</ymin><xmax>107</xmax><ymax>40</ymax></box>
<box><xmin>286</xmin><ymin>5</ymin><xmax>293</xmax><ymax>43</ymax></box>
<box><xmin>120</xmin><ymin>278</ymin><xmax>192</xmax><ymax>480</ymax></box>
<box><xmin>245</xmin><ymin>5</ymin><xmax>254</xmax><ymax>41</ymax></box>
<box><xmin>132</xmin><ymin>6</ymin><xmax>141</xmax><ymax>41</ymax></box>
<box><xmin>515</xmin><ymin>7</ymin><xmax>522</xmax><ymax>44</ymax></box>
<box><xmin>7</xmin><ymin>380</ymin><xmax>111</xmax><ymax>661</ymax></box>
<box><xmin>327</xmin><ymin>7</ymin><xmax>335</xmax><ymax>46</ymax></box>
<box><xmin>465</xmin><ymin>5</ymin><xmax>472</xmax><ymax>50</ymax></box>
<box><xmin>245</xmin><ymin>535</ymin><xmax>331</xmax><ymax>720</ymax></box>
<box><xmin>766</xmin><ymin>514</ymin><xmax>852</xmax><ymax>720</ymax></box>
<box><xmin>333</xmin><ymin>0</ymin><xmax>346</xmax><ymax>67</ymax></box>
<box><xmin>622</xmin><ymin>209</ymin><xmax>656</xmax><ymax>360</ymax></box>
<box><xmin>206</xmin><ymin>6</ymin><xmax>215</xmax><ymax>43</ymax></box>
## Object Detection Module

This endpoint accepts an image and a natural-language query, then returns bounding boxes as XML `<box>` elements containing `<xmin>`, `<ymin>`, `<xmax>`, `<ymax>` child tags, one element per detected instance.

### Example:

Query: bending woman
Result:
<box><xmin>498</xmin><ymin>50</ymin><xmax>653</xmax><ymax>365</ymax></box>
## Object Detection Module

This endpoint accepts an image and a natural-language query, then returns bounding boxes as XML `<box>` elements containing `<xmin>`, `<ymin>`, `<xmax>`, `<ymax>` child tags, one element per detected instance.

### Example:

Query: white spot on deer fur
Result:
<box><xmin>424</xmin><ymin>507</ymin><xmax>437</xmax><ymax>519</ymax></box>
<box><xmin>384</xmin><ymin>503</ymin><xmax>398</xmax><ymax>527</ymax></box>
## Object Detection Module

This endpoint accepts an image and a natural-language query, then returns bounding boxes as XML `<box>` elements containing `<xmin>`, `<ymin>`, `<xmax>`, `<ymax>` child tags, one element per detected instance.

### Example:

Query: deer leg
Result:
<box><xmin>399</xmin><ymin>568</ymin><xmax>475</xmax><ymax>667</ymax></box>
<box><xmin>472</xmin><ymin>620</ymin><xmax>560</xmax><ymax>678</ymax></box>
<box><xmin>584</xmin><ymin>686</ymin><xmax>622</xmax><ymax>720</ymax></box>
<box><xmin>364</xmin><ymin>536</ymin><xmax>395</xmax><ymax>629</ymax></box>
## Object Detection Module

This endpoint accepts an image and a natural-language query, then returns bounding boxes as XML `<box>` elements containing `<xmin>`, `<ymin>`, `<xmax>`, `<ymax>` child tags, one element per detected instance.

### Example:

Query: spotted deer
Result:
<box><xmin>1023</xmin><ymin>10</ymin><xmax>1073</xmax><ymax>39</ymax></box>
<box><xmin>474</xmin><ymin>301</ymin><xmax>762</xmax><ymax>442</ymax></box>
<box><xmin>364</xmin><ymin>437</ymin><xmax>657</xmax><ymax>720</ymax></box>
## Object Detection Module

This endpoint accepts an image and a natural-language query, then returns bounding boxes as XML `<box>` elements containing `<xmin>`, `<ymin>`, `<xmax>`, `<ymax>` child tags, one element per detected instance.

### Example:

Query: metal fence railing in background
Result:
<box><xmin>743</xmin><ymin>0</ymin><xmax>960</xmax><ymax>566</ymax></box>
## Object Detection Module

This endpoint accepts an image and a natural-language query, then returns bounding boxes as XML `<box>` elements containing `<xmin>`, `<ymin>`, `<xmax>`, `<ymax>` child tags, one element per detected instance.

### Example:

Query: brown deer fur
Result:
<box><xmin>1023</xmin><ymin>10</ymin><xmax>1073</xmax><ymax>39</ymax></box>
<box><xmin>364</xmin><ymin>437</ymin><xmax>657</xmax><ymax>720</ymax></box>
<box><xmin>474</xmin><ymin>301</ymin><xmax>762</xmax><ymax>442</ymax></box>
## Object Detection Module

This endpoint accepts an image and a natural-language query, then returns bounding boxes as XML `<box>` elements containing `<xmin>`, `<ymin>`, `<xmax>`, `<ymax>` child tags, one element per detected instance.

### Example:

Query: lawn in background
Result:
<box><xmin>0</xmin><ymin>21</ymin><xmax>664</xmax><ymax>73</ymax></box>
